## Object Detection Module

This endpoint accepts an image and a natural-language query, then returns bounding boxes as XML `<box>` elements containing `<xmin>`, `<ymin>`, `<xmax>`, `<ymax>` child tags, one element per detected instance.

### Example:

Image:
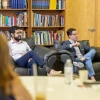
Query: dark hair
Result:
<box><xmin>9</xmin><ymin>26</ymin><xmax>20</xmax><ymax>34</ymax></box>
<box><xmin>67</xmin><ymin>28</ymin><xmax>76</xmax><ymax>37</ymax></box>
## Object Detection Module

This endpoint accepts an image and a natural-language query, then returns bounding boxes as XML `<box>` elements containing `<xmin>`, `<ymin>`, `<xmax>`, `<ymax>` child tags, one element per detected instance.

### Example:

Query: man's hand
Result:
<box><xmin>21</xmin><ymin>52</ymin><xmax>27</xmax><ymax>56</ymax></box>
<box><xmin>76</xmin><ymin>42</ymin><xmax>80</xmax><ymax>46</ymax></box>
<box><xmin>28</xmin><ymin>58</ymin><xmax>32</xmax><ymax>62</ymax></box>
<box><xmin>72</xmin><ymin>42</ymin><xmax>80</xmax><ymax>47</ymax></box>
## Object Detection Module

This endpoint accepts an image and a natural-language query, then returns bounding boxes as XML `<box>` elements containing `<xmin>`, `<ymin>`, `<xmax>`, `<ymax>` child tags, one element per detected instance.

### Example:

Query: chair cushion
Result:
<box><xmin>93</xmin><ymin>62</ymin><xmax>100</xmax><ymax>73</ymax></box>
<box><xmin>22</xmin><ymin>38</ymin><xmax>35</xmax><ymax>50</ymax></box>
<box><xmin>81</xmin><ymin>40</ymin><xmax>90</xmax><ymax>47</ymax></box>
<box><xmin>14</xmin><ymin>68</ymin><xmax>31</xmax><ymax>76</ymax></box>
<box><xmin>92</xmin><ymin>47</ymin><xmax>100</xmax><ymax>62</ymax></box>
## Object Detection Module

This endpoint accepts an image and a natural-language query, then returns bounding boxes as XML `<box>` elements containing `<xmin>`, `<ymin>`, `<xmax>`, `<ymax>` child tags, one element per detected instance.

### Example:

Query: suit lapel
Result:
<box><xmin>79</xmin><ymin>42</ymin><xmax>84</xmax><ymax>54</ymax></box>
<box><xmin>68</xmin><ymin>40</ymin><xmax>75</xmax><ymax>52</ymax></box>
<box><xmin>79</xmin><ymin>45</ymin><xmax>82</xmax><ymax>52</ymax></box>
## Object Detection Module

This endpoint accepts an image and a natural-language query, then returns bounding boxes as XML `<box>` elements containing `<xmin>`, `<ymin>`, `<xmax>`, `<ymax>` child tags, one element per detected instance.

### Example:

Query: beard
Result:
<box><xmin>14</xmin><ymin>35</ymin><xmax>21</xmax><ymax>42</ymax></box>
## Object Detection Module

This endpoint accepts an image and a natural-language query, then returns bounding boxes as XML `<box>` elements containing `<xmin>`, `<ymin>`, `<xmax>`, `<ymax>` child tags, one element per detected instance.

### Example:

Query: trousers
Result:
<box><xmin>83</xmin><ymin>49</ymin><xmax>96</xmax><ymax>77</ymax></box>
<box><xmin>16</xmin><ymin>50</ymin><xmax>45</xmax><ymax>69</ymax></box>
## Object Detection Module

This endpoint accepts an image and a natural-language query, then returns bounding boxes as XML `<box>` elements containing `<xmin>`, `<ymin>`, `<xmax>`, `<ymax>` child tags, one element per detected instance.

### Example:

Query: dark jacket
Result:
<box><xmin>60</xmin><ymin>40</ymin><xmax>91</xmax><ymax>59</ymax></box>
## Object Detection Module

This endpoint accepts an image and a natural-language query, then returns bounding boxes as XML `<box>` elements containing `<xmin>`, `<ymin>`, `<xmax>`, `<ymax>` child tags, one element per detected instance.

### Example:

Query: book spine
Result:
<box><xmin>0</xmin><ymin>0</ymin><xmax>1</xmax><ymax>9</ymax></box>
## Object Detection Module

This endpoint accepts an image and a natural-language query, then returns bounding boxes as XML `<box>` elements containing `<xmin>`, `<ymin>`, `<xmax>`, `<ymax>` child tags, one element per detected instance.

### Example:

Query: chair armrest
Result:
<box><xmin>91</xmin><ymin>46</ymin><xmax>100</xmax><ymax>62</ymax></box>
<box><xmin>50</xmin><ymin>48</ymin><xmax>74</xmax><ymax>61</ymax></box>
<box><xmin>58</xmin><ymin>49</ymin><xmax>74</xmax><ymax>61</ymax></box>
<box><xmin>33</xmin><ymin>45</ymin><xmax>57</xmax><ymax>61</ymax></box>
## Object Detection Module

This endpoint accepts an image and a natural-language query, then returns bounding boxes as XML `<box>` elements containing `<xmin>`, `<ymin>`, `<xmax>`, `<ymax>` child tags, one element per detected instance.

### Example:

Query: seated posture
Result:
<box><xmin>60</xmin><ymin>28</ymin><xmax>96</xmax><ymax>81</ymax></box>
<box><xmin>0</xmin><ymin>34</ymin><xmax>32</xmax><ymax>100</ymax></box>
<box><xmin>8</xmin><ymin>26</ymin><xmax>62</xmax><ymax>76</ymax></box>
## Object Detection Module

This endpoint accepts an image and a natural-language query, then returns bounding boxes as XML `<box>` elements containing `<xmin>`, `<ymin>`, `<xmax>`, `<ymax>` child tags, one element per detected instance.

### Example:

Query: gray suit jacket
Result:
<box><xmin>60</xmin><ymin>40</ymin><xmax>91</xmax><ymax>59</ymax></box>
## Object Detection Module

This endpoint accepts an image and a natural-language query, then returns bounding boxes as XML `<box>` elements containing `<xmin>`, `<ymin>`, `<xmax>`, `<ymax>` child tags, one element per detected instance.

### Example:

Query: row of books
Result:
<box><xmin>32</xmin><ymin>13</ymin><xmax>64</xmax><ymax>27</ymax></box>
<box><xmin>0</xmin><ymin>31</ymin><xmax>11</xmax><ymax>40</ymax></box>
<box><xmin>32</xmin><ymin>30</ymin><xmax>64</xmax><ymax>45</ymax></box>
<box><xmin>32</xmin><ymin>0</ymin><xmax>65</xmax><ymax>9</ymax></box>
<box><xmin>0</xmin><ymin>0</ymin><xmax>27</xmax><ymax>9</ymax></box>
<box><xmin>0</xmin><ymin>12</ymin><xmax>28</xmax><ymax>26</ymax></box>
<box><xmin>0</xmin><ymin>30</ymin><xmax>27</xmax><ymax>40</ymax></box>
<box><xmin>32</xmin><ymin>0</ymin><xmax>49</xmax><ymax>9</ymax></box>
<box><xmin>50</xmin><ymin>0</ymin><xmax>65</xmax><ymax>9</ymax></box>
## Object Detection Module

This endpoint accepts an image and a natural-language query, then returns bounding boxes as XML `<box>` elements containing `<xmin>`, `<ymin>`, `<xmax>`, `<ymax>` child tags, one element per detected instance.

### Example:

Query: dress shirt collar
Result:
<box><xmin>11</xmin><ymin>38</ymin><xmax>22</xmax><ymax>44</ymax></box>
<box><xmin>69</xmin><ymin>39</ymin><xmax>76</xmax><ymax>44</ymax></box>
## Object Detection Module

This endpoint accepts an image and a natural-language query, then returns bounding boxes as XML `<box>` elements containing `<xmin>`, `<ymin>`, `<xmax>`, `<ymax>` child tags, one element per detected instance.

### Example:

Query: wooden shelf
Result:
<box><xmin>32</xmin><ymin>9</ymin><xmax>65</xmax><ymax>11</ymax></box>
<box><xmin>0</xmin><ymin>9</ymin><xmax>28</xmax><ymax>11</ymax></box>
<box><xmin>0</xmin><ymin>26</ymin><xmax>28</xmax><ymax>28</ymax></box>
<box><xmin>32</xmin><ymin>26</ymin><xmax>65</xmax><ymax>28</ymax></box>
<box><xmin>0</xmin><ymin>0</ymin><xmax>66</xmax><ymax>39</ymax></box>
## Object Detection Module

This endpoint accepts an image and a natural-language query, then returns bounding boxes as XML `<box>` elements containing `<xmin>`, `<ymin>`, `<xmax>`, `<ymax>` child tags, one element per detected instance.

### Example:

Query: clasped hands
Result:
<box><xmin>72</xmin><ymin>42</ymin><xmax>80</xmax><ymax>47</ymax></box>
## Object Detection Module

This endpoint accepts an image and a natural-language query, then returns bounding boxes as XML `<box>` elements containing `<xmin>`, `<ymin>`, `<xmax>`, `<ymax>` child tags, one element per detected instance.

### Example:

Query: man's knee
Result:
<box><xmin>28</xmin><ymin>50</ymin><xmax>33</xmax><ymax>53</ymax></box>
<box><xmin>28</xmin><ymin>50</ymin><xmax>36</xmax><ymax>55</ymax></box>
<box><xmin>90</xmin><ymin>49</ymin><xmax>96</xmax><ymax>55</ymax></box>
<box><xmin>28</xmin><ymin>50</ymin><xmax>36</xmax><ymax>54</ymax></box>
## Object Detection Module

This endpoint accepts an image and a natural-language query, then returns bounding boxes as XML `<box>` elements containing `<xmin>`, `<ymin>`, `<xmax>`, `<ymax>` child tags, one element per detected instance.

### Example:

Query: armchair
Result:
<box><xmin>52</xmin><ymin>40</ymin><xmax>100</xmax><ymax>81</ymax></box>
<box><xmin>91</xmin><ymin>47</ymin><xmax>100</xmax><ymax>80</ymax></box>
<box><xmin>50</xmin><ymin>41</ymin><xmax>73</xmax><ymax>73</ymax></box>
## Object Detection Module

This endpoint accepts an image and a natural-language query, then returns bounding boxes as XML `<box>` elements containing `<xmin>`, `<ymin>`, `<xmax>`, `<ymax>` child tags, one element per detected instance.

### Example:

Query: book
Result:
<box><xmin>49</xmin><ymin>0</ymin><xmax>56</xmax><ymax>9</ymax></box>
<box><xmin>0</xmin><ymin>0</ymin><xmax>1</xmax><ymax>9</ymax></box>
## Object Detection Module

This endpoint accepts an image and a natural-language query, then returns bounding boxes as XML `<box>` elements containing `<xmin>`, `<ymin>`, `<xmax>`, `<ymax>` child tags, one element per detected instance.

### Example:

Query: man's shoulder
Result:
<box><xmin>21</xmin><ymin>40</ymin><xmax>28</xmax><ymax>44</ymax></box>
<box><xmin>62</xmin><ymin>40</ymin><xmax>70</xmax><ymax>44</ymax></box>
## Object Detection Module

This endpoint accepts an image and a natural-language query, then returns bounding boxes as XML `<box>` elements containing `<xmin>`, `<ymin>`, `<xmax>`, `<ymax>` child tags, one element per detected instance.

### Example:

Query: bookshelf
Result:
<box><xmin>0</xmin><ymin>0</ymin><xmax>66</xmax><ymax>46</ymax></box>
<box><xmin>31</xmin><ymin>0</ymin><xmax>66</xmax><ymax>46</ymax></box>
<box><xmin>0</xmin><ymin>0</ymin><xmax>30</xmax><ymax>38</ymax></box>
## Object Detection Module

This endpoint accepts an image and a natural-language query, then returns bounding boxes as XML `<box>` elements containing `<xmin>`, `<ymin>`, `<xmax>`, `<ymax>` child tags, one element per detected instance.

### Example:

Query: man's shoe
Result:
<box><xmin>47</xmin><ymin>69</ymin><xmax>62</xmax><ymax>76</ymax></box>
<box><xmin>73</xmin><ymin>62</ymin><xmax>84</xmax><ymax>68</ymax></box>
<box><xmin>75</xmin><ymin>58</ymin><xmax>83</xmax><ymax>63</ymax></box>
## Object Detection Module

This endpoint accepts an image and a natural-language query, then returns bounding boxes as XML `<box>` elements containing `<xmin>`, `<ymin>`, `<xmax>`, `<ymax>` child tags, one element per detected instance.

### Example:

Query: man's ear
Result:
<box><xmin>69</xmin><ymin>35</ymin><xmax>71</xmax><ymax>38</ymax></box>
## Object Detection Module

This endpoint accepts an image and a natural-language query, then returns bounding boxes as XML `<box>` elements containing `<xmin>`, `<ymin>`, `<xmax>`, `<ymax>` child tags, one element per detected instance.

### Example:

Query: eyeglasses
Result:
<box><xmin>72</xmin><ymin>33</ymin><xmax>78</xmax><ymax>36</ymax></box>
<box><xmin>16</xmin><ymin>32</ymin><xmax>22</xmax><ymax>34</ymax></box>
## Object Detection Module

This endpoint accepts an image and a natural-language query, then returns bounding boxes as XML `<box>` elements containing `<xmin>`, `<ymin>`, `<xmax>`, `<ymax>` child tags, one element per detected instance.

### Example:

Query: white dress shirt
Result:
<box><xmin>8</xmin><ymin>39</ymin><xmax>31</xmax><ymax>61</ymax></box>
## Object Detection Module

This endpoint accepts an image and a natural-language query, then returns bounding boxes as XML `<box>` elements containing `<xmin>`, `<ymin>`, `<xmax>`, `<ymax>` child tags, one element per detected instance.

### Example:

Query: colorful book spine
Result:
<box><xmin>33</xmin><ymin>13</ymin><xmax>64</xmax><ymax>27</ymax></box>
<box><xmin>0</xmin><ymin>11</ymin><xmax>28</xmax><ymax>26</ymax></box>
<box><xmin>49</xmin><ymin>0</ymin><xmax>56</xmax><ymax>9</ymax></box>
<box><xmin>32</xmin><ymin>30</ymin><xmax>64</xmax><ymax>45</ymax></box>
<box><xmin>0</xmin><ymin>0</ymin><xmax>1</xmax><ymax>9</ymax></box>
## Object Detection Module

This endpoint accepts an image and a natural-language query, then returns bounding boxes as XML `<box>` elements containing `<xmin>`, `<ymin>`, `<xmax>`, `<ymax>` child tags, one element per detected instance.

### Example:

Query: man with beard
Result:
<box><xmin>8</xmin><ymin>26</ymin><xmax>62</xmax><ymax>76</ymax></box>
<box><xmin>60</xmin><ymin>28</ymin><xmax>96</xmax><ymax>81</ymax></box>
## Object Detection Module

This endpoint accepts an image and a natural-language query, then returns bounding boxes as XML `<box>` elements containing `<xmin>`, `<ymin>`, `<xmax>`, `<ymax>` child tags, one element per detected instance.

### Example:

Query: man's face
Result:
<box><xmin>69</xmin><ymin>30</ymin><xmax>78</xmax><ymax>42</ymax></box>
<box><xmin>12</xmin><ymin>29</ymin><xmax>22</xmax><ymax>41</ymax></box>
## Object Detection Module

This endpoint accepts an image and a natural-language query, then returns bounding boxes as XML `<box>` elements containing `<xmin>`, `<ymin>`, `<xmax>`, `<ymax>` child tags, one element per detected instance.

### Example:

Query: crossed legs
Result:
<box><xmin>80</xmin><ymin>49</ymin><xmax>96</xmax><ymax>81</ymax></box>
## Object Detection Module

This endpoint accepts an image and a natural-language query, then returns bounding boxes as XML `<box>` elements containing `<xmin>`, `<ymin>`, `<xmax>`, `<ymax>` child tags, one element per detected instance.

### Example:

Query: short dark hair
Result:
<box><xmin>67</xmin><ymin>28</ymin><xmax>76</xmax><ymax>37</ymax></box>
<box><xmin>9</xmin><ymin>26</ymin><xmax>20</xmax><ymax>34</ymax></box>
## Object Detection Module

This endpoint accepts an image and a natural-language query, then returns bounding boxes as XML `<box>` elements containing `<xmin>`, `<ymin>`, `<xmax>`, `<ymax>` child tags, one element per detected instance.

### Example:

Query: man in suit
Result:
<box><xmin>60</xmin><ymin>28</ymin><xmax>96</xmax><ymax>81</ymax></box>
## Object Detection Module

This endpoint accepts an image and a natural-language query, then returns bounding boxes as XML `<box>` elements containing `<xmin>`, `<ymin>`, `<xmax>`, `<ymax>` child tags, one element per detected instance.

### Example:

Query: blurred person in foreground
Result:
<box><xmin>0</xmin><ymin>34</ymin><xmax>32</xmax><ymax>100</ymax></box>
